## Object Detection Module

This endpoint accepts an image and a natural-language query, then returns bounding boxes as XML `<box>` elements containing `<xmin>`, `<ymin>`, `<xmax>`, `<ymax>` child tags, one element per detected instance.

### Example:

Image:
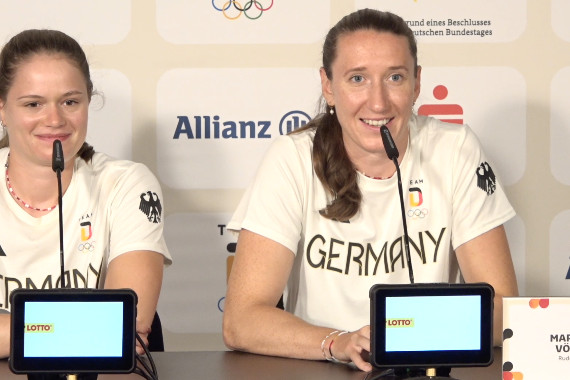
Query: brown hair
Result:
<box><xmin>295</xmin><ymin>9</ymin><xmax>418</xmax><ymax>222</ymax></box>
<box><xmin>0</xmin><ymin>29</ymin><xmax>95</xmax><ymax>161</ymax></box>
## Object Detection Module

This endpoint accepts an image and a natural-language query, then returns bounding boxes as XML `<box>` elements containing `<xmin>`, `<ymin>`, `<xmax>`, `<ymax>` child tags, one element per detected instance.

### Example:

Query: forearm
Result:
<box><xmin>493</xmin><ymin>296</ymin><xmax>503</xmax><ymax>346</ymax></box>
<box><xmin>223</xmin><ymin>303</ymin><xmax>335</xmax><ymax>360</ymax></box>
<box><xmin>493</xmin><ymin>289</ymin><xmax>518</xmax><ymax>347</ymax></box>
<box><xmin>104</xmin><ymin>251</ymin><xmax>164</xmax><ymax>335</ymax></box>
<box><xmin>0</xmin><ymin>314</ymin><xmax>10</xmax><ymax>358</ymax></box>
<box><xmin>455</xmin><ymin>225</ymin><xmax>518</xmax><ymax>347</ymax></box>
<box><xmin>224</xmin><ymin>229</ymin><xmax>372</xmax><ymax>371</ymax></box>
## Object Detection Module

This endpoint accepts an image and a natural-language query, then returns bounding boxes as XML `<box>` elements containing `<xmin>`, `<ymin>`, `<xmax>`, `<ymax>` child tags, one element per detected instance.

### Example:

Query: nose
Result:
<box><xmin>368</xmin><ymin>82</ymin><xmax>389</xmax><ymax>112</ymax></box>
<box><xmin>45</xmin><ymin>104</ymin><xmax>65</xmax><ymax>127</ymax></box>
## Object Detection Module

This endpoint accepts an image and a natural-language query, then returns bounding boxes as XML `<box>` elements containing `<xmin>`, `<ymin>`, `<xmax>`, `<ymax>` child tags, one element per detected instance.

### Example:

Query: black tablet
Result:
<box><xmin>9</xmin><ymin>288</ymin><xmax>137</xmax><ymax>374</ymax></box>
<box><xmin>369</xmin><ymin>283</ymin><xmax>494</xmax><ymax>368</ymax></box>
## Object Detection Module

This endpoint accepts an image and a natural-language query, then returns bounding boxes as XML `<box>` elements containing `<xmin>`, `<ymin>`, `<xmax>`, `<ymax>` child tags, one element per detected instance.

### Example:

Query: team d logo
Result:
<box><xmin>25</xmin><ymin>323</ymin><xmax>54</xmax><ymax>333</ymax></box>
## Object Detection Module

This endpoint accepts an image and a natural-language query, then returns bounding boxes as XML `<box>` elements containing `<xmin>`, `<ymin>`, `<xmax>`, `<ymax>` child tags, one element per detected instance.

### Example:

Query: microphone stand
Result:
<box><xmin>378</xmin><ymin>127</ymin><xmax>459</xmax><ymax>380</ymax></box>
<box><xmin>55</xmin><ymin>165</ymin><xmax>65</xmax><ymax>288</ymax></box>
<box><xmin>29</xmin><ymin>141</ymin><xmax>98</xmax><ymax>380</ymax></box>
<box><xmin>52</xmin><ymin>139</ymin><xmax>65</xmax><ymax>288</ymax></box>
<box><xmin>379</xmin><ymin>126</ymin><xmax>414</xmax><ymax>284</ymax></box>
<box><xmin>392</xmin><ymin>153</ymin><xmax>414</xmax><ymax>285</ymax></box>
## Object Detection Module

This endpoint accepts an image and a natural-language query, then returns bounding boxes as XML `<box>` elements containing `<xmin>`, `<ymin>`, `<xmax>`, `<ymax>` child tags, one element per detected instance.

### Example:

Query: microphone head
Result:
<box><xmin>52</xmin><ymin>139</ymin><xmax>64</xmax><ymax>172</ymax></box>
<box><xmin>380</xmin><ymin>125</ymin><xmax>399</xmax><ymax>160</ymax></box>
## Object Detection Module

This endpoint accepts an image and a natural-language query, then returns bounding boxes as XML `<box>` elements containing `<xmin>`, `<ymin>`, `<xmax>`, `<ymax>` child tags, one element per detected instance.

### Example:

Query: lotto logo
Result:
<box><xmin>25</xmin><ymin>323</ymin><xmax>54</xmax><ymax>333</ymax></box>
<box><xmin>385</xmin><ymin>318</ymin><xmax>414</xmax><ymax>327</ymax></box>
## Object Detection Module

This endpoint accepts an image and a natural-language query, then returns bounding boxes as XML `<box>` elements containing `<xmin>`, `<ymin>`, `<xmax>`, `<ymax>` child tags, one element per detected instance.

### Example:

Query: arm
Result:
<box><xmin>0</xmin><ymin>314</ymin><xmax>9</xmax><ymax>358</ymax></box>
<box><xmin>455</xmin><ymin>225</ymin><xmax>518</xmax><ymax>346</ymax></box>
<box><xmin>104</xmin><ymin>250</ymin><xmax>164</xmax><ymax>354</ymax></box>
<box><xmin>223</xmin><ymin>229</ymin><xmax>372</xmax><ymax>371</ymax></box>
<box><xmin>0</xmin><ymin>251</ymin><xmax>164</xmax><ymax>359</ymax></box>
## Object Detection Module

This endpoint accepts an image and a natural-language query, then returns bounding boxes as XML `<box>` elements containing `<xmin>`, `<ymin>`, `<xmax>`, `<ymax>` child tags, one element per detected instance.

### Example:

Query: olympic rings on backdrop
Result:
<box><xmin>232</xmin><ymin>1</ymin><xmax>253</xmax><ymax>12</ymax></box>
<box><xmin>211</xmin><ymin>0</ymin><xmax>274</xmax><ymax>20</ymax></box>
<box><xmin>254</xmin><ymin>0</ymin><xmax>273</xmax><ymax>11</ymax></box>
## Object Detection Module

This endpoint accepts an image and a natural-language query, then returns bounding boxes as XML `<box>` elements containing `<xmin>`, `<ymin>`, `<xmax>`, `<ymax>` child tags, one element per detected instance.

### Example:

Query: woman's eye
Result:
<box><xmin>64</xmin><ymin>99</ymin><xmax>78</xmax><ymax>106</ymax></box>
<box><xmin>26</xmin><ymin>102</ymin><xmax>40</xmax><ymax>108</ymax></box>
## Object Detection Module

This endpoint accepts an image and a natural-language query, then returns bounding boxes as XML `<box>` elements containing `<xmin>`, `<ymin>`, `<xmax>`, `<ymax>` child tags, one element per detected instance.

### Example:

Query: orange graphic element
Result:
<box><xmin>418</xmin><ymin>85</ymin><xmax>464</xmax><ymax>124</ymax></box>
<box><xmin>409</xmin><ymin>187</ymin><xmax>423</xmax><ymax>207</ymax></box>
<box><xmin>80</xmin><ymin>221</ymin><xmax>92</xmax><ymax>241</ymax></box>
<box><xmin>503</xmin><ymin>371</ymin><xmax>523</xmax><ymax>380</ymax></box>
<box><xmin>529</xmin><ymin>298</ymin><xmax>549</xmax><ymax>309</ymax></box>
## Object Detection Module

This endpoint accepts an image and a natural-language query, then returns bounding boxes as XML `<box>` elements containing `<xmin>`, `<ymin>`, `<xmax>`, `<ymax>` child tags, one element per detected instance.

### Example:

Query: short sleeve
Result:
<box><xmin>450</xmin><ymin>125</ymin><xmax>515</xmax><ymax>248</ymax></box>
<box><xmin>228</xmin><ymin>134</ymin><xmax>310</xmax><ymax>254</ymax></box>
<box><xmin>107</xmin><ymin>163</ymin><xmax>172</xmax><ymax>265</ymax></box>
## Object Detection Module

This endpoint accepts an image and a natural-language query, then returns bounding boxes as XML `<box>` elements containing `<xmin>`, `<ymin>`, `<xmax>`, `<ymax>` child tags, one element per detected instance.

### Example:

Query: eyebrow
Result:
<box><xmin>16</xmin><ymin>90</ymin><xmax>85</xmax><ymax>101</ymax></box>
<box><xmin>344</xmin><ymin>65</ymin><xmax>410</xmax><ymax>76</ymax></box>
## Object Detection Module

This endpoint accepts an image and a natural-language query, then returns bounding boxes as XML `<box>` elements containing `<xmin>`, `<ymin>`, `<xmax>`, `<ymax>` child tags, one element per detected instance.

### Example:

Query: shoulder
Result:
<box><xmin>411</xmin><ymin>115</ymin><xmax>482</xmax><ymax>152</ymax></box>
<box><xmin>75</xmin><ymin>153</ymin><xmax>160</xmax><ymax>192</ymax></box>
<box><xmin>262</xmin><ymin>129</ymin><xmax>315</xmax><ymax>167</ymax></box>
<box><xmin>78</xmin><ymin>153</ymin><xmax>155</xmax><ymax>179</ymax></box>
<box><xmin>273</xmin><ymin>129</ymin><xmax>314</xmax><ymax>153</ymax></box>
<box><xmin>412</xmin><ymin>114</ymin><xmax>472</xmax><ymax>138</ymax></box>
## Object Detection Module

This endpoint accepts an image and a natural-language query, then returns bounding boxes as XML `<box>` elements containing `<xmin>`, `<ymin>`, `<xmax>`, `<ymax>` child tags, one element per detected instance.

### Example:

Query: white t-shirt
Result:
<box><xmin>0</xmin><ymin>149</ymin><xmax>171</xmax><ymax>311</ymax></box>
<box><xmin>228</xmin><ymin>114</ymin><xmax>515</xmax><ymax>331</ymax></box>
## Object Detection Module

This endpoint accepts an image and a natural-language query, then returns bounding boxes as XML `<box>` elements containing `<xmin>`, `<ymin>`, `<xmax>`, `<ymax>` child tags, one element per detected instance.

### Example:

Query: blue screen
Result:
<box><xmin>385</xmin><ymin>295</ymin><xmax>481</xmax><ymax>352</ymax></box>
<box><xmin>23</xmin><ymin>301</ymin><xmax>124</xmax><ymax>357</ymax></box>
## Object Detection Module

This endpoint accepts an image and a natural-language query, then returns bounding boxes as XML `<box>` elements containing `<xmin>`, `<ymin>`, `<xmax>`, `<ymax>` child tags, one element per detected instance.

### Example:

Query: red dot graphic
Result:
<box><xmin>433</xmin><ymin>85</ymin><xmax>448</xmax><ymax>100</ymax></box>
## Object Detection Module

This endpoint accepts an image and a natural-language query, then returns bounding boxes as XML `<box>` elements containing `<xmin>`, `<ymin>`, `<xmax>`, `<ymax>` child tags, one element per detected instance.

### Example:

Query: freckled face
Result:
<box><xmin>320</xmin><ymin>29</ymin><xmax>421</xmax><ymax>164</ymax></box>
<box><xmin>0</xmin><ymin>53</ymin><xmax>89</xmax><ymax>168</ymax></box>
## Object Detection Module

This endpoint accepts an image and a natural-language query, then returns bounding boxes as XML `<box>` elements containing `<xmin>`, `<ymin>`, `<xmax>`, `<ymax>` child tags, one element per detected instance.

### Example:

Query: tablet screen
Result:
<box><xmin>369</xmin><ymin>283</ymin><xmax>494</xmax><ymax>368</ymax></box>
<box><xmin>10</xmin><ymin>289</ymin><xmax>137</xmax><ymax>374</ymax></box>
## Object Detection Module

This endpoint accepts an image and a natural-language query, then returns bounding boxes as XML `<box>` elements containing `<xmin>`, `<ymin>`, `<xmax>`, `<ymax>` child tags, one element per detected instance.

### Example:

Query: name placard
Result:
<box><xmin>503</xmin><ymin>297</ymin><xmax>570</xmax><ymax>379</ymax></box>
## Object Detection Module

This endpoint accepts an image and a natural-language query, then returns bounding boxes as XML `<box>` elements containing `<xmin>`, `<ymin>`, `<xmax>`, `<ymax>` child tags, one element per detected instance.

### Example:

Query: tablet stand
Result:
<box><xmin>368</xmin><ymin>367</ymin><xmax>459</xmax><ymax>380</ymax></box>
<box><xmin>27</xmin><ymin>373</ymin><xmax>98</xmax><ymax>380</ymax></box>
<box><xmin>406</xmin><ymin>367</ymin><xmax>459</xmax><ymax>380</ymax></box>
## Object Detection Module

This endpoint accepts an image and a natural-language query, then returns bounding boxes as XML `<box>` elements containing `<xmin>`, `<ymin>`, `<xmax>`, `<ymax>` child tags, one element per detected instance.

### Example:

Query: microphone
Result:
<box><xmin>52</xmin><ymin>139</ymin><xmax>64</xmax><ymax>172</ymax></box>
<box><xmin>52</xmin><ymin>140</ymin><xmax>65</xmax><ymax>288</ymax></box>
<box><xmin>380</xmin><ymin>126</ymin><xmax>414</xmax><ymax>284</ymax></box>
<box><xmin>380</xmin><ymin>125</ymin><xmax>399</xmax><ymax>160</ymax></box>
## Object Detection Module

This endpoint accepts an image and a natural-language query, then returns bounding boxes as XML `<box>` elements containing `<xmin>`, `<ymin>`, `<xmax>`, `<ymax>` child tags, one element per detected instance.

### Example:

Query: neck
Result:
<box><xmin>355</xmin><ymin>159</ymin><xmax>397</xmax><ymax>180</ymax></box>
<box><xmin>352</xmin><ymin>146</ymin><xmax>407</xmax><ymax>180</ymax></box>
<box><xmin>4</xmin><ymin>152</ymin><xmax>74</xmax><ymax>215</ymax></box>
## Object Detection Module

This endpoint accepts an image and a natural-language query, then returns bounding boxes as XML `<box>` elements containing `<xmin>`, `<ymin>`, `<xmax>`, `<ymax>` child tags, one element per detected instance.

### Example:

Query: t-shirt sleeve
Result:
<box><xmin>450</xmin><ymin>125</ymin><xmax>516</xmax><ymax>248</ymax></box>
<box><xmin>228</xmin><ymin>135</ymin><xmax>307</xmax><ymax>254</ymax></box>
<box><xmin>107</xmin><ymin>163</ymin><xmax>172</xmax><ymax>265</ymax></box>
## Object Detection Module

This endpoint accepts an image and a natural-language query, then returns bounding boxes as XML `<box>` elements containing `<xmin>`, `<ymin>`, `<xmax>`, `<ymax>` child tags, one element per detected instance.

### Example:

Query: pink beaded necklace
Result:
<box><xmin>4</xmin><ymin>154</ymin><xmax>57</xmax><ymax>212</ymax></box>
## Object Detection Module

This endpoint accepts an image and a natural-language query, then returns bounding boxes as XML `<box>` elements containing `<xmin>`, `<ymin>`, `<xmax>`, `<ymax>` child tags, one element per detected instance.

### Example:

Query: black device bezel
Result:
<box><xmin>369</xmin><ymin>282</ymin><xmax>494</xmax><ymax>368</ymax></box>
<box><xmin>9</xmin><ymin>288</ymin><xmax>137</xmax><ymax>374</ymax></box>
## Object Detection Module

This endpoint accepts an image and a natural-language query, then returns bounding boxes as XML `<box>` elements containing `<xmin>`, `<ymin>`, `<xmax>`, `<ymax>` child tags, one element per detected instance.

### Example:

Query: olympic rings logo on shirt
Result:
<box><xmin>78</xmin><ymin>241</ymin><xmax>96</xmax><ymax>252</ymax></box>
<box><xmin>407</xmin><ymin>208</ymin><xmax>429</xmax><ymax>219</ymax></box>
<box><xmin>211</xmin><ymin>0</ymin><xmax>274</xmax><ymax>20</ymax></box>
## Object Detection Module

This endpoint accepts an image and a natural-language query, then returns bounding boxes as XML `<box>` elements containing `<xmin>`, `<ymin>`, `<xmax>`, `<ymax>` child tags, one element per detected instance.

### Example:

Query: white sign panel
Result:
<box><xmin>156</xmin><ymin>67</ymin><xmax>321</xmax><ymax>189</ymax></box>
<box><xmin>157</xmin><ymin>0</ymin><xmax>330</xmax><ymax>44</ymax></box>
<box><xmin>416</xmin><ymin>67</ymin><xmax>526</xmax><ymax>186</ymax></box>
<box><xmin>355</xmin><ymin>0</ymin><xmax>526</xmax><ymax>43</ymax></box>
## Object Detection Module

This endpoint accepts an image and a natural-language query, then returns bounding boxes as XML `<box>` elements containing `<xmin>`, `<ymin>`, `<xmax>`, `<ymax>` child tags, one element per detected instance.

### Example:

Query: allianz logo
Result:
<box><xmin>172</xmin><ymin>110</ymin><xmax>311</xmax><ymax>139</ymax></box>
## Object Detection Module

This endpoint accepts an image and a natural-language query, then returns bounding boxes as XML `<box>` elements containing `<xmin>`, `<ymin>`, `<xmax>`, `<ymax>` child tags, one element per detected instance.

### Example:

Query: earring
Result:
<box><xmin>329</xmin><ymin>106</ymin><xmax>335</xmax><ymax>115</ymax></box>
<box><xmin>0</xmin><ymin>121</ymin><xmax>7</xmax><ymax>139</ymax></box>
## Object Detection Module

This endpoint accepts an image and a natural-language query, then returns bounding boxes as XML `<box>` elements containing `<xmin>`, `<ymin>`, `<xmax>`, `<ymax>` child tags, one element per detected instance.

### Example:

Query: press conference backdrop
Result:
<box><xmin>0</xmin><ymin>0</ymin><xmax>568</xmax><ymax>351</ymax></box>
